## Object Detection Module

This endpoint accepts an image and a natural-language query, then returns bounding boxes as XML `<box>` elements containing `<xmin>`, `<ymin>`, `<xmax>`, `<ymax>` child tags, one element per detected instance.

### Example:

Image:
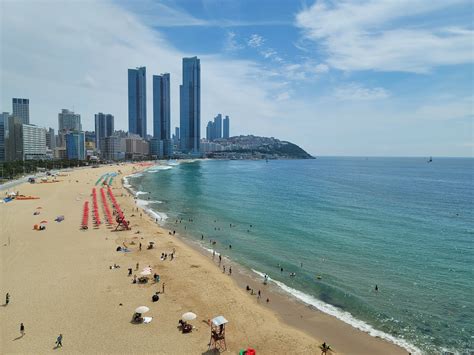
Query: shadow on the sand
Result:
<box><xmin>202</xmin><ymin>350</ymin><xmax>219</xmax><ymax>355</ymax></box>
<box><xmin>52</xmin><ymin>345</ymin><xmax>62</xmax><ymax>350</ymax></box>
<box><xmin>13</xmin><ymin>335</ymin><xmax>24</xmax><ymax>341</ymax></box>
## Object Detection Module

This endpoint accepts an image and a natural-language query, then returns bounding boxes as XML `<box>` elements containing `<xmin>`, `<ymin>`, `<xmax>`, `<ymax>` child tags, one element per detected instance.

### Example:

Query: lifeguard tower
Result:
<box><xmin>209</xmin><ymin>316</ymin><xmax>228</xmax><ymax>352</ymax></box>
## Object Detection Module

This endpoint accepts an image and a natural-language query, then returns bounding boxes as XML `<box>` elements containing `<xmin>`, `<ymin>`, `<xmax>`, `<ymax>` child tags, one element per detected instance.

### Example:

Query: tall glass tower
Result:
<box><xmin>179</xmin><ymin>57</ymin><xmax>200</xmax><ymax>154</ymax></box>
<box><xmin>12</xmin><ymin>98</ymin><xmax>29</xmax><ymax>124</ymax></box>
<box><xmin>223</xmin><ymin>115</ymin><xmax>230</xmax><ymax>139</ymax></box>
<box><xmin>128</xmin><ymin>67</ymin><xmax>147</xmax><ymax>138</ymax></box>
<box><xmin>153</xmin><ymin>73</ymin><xmax>171</xmax><ymax>157</ymax></box>
<box><xmin>95</xmin><ymin>113</ymin><xmax>114</xmax><ymax>152</ymax></box>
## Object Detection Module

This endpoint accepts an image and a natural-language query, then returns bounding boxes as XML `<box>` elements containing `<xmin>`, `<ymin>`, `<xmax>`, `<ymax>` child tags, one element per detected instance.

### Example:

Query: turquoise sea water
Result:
<box><xmin>127</xmin><ymin>158</ymin><xmax>473</xmax><ymax>354</ymax></box>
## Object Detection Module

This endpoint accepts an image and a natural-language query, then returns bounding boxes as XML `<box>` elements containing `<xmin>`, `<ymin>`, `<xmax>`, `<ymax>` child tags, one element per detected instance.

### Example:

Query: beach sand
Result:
<box><xmin>0</xmin><ymin>164</ymin><xmax>406</xmax><ymax>354</ymax></box>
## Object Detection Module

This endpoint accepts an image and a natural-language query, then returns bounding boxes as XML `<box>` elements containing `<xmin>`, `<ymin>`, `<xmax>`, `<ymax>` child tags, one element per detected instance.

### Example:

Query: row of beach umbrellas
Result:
<box><xmin>91</xmin><ymin>188</ymin><xmax>101</xmax><ymax>226</ymax></box>
<box><xmin>81</xmin><ymin>201</ymin><xmax>89</xmax><ymax>229</ymax></box>
<box><xmin>100</xmin><ymin>188</ymin><xmax>114</xmax><ymax>225</ymax></box>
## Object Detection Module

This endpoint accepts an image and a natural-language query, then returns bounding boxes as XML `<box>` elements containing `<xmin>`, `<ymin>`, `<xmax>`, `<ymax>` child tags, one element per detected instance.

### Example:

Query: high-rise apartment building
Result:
<box><xmin>58</xmin><ymin>109</ymin><xmax>82</xmax><ymax>132</ymax></box>
<box><xmin>0</xmin><ymin>115</ymin><xmax>5</xmax><ymax>162</ymax></box>
<box><xmin>153</xmin><ymin>73</ymin><xmax>171</xmax><ymax>157</ymax></box>
<box><xmin>214</xmin><ymin>114</ymin><xmax>222</xmax><ymax>139</ymax></box>
<box><xmin>12</xmin><ymin>98</ymin><xmax>29</xmax><ymax>124</ymax></box>
<box><xmin>223</xmin><ymin>115</ymin><xmax>230</xmax><ymax>139</ymax></box>
<box><xmin>46</xmin><ymin>128</ymin><xmax>56</xmax><ymax>150</ymax></box>
<box><xmin>180</xmin><ymin>57</ymin><xmax>200</xmax><ymax>154</ymax></box>
<box><xmin>94</xmin><ymin>112</ymin><xmax>114</xmax><ymax>152</ymax></box>
<box><xmin>206</xmin><ymin>121</ymin><xmax>215</xmax><ymax>141</ymax></box>
<box><xmin>5</xmin><ymin>116</ymin><xmax>23</xmax><ymax>161</ymax></box>
<box><xmin>22</xmin><ymin>124</ymin><xmax>46</xmax><ymax>160</ymax></box>
<box><xmin>66</xmin><ymin>131</ymin><xmax>85</xmax><ymax>160</ymax></box>
<box><xmin>128</xmin><ymin>67</ymin><xmax>147</xmax><ymax>138</ymax></box>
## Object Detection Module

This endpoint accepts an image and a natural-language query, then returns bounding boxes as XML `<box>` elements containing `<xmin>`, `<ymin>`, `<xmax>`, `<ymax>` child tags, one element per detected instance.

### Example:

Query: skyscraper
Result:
<box><xmin>128</xmin><ymin>67</ymin><xmax>147</xmax><ymax>138</ymax></box>
<box><xmin>180</xmin><ymin>57</ymin><xmax>200</xmax><ymax>154</ymax></box>
<box><xmin>5</xmin><ymin>116</ymin><xmax>23</xmax><ymax>161</ymax></box>
<box><xmin>58</xmin><ymin>109</ymin><xmax>81</xmax><ymax>132</ymax></box>
<box><xmin>206</xmin><ymin>121</ymin><xmax>215</xmax><ymax>141</ymax></box>
<box><xmin>223</xmin><ymin>115</ymin><xmax>230</xmax><ymax>139</ymax></box>
<box><xmin>214</xmin><ymin>114</ymin><xmax>222</xmax><ymax>139</ymax></box>
<box><xmin>0</xmin><ymin>115</ymin><xmax>5</xmax><ymax>162</ymax></box>
<box><xmin>12</xmin><ymin>98</ymin><xmax>29</xmax><ymax>124</ymax></box>
<box><xmin>66</xmin><ymin>131</ymin><xmax>85</xmax><ymax>160</ymax></box>
<box><xmin>22</xmin><ymin>124</ymin><xmax>47</xmax><ymax>160</ymax></box>
<box><xmin>153</xmin><ymin>73</ymin><xmax>171</xmax><ymax>157</ymax></box>
<box><xmin>46</xmin><ymin>128</ymin><xmax>56</xmax><ymax>150</ymax></box>
<box><xmin>95</xmin><ymin>113</ymin><xmax>114</xmax><ymax>152</ymax></box>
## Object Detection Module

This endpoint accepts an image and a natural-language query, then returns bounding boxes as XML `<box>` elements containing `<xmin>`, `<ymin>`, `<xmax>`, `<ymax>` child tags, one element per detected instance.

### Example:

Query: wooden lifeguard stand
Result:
<box><xmin>209</xmin><ymin>316</ymin><xmax>228</xmax><ymax>352</ymax></box>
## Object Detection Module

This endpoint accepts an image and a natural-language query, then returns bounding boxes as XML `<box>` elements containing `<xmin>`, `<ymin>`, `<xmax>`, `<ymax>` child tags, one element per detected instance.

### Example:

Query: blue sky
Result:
<box><xmin>1</xmin><ymin>0</ymin><xmax>473</xmax><ymax>156</ymax></box>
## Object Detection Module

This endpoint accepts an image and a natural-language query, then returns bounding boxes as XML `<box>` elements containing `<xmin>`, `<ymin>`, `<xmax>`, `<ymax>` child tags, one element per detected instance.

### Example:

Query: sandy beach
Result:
<box><xmin>0</xmin><ymin>163</ymin><xmax>407</xmax><ymax>354</ymax></box>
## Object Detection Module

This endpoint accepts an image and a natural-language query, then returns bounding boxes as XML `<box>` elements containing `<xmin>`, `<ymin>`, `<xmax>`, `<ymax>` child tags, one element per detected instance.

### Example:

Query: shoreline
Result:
<box><xmin>1</xmin><ymin>163</ymin><xmax>408</xmax><ymax>354</ymax></box>
<box><xmin>124</xmin><ymin>164</ymin><xmax>415</xmax><ymax>354</ymax></box>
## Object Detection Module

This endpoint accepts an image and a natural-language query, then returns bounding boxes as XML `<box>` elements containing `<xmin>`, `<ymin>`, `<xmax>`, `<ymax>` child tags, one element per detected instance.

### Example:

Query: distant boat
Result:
<box><xmin>428</xmin><ymin>156</ymin><xmax>433</xmax><ymax>163</ymax></box>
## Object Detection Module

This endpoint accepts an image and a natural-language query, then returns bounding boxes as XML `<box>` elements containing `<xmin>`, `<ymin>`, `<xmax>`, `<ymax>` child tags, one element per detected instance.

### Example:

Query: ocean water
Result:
<box><xmin>127</xmin><ymin>158</ymin><xmax>474</xmax><ymax>354</ymax></box>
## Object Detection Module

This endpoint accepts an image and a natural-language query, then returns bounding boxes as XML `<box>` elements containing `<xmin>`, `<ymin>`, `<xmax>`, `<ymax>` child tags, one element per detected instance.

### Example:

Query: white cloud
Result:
<box><xmin>333</xmin><ymin>83</ymin><xmax>390</xmax><ymax>100</ymax></box>
<box><xmin>296</xmin><ymin>0</ymin><xmax>474</xmax><ymax>73</ymax></box>
<box><xmin>1</xmin><ymin>0</ymin><xmax>283</xmax><ymax>140</ymax></box>
<box><xmin>224</xmin><ymin>31</ymin><xmax>244</xmax><ymax>52</ymax></box>
<box><xmin>248</xmin><ymin>34</ymin><xmax>265</xmax><ymax>48</ymax></box>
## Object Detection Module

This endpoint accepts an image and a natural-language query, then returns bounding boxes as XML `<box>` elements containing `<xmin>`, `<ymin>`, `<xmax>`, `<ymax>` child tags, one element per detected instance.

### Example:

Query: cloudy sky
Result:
<box><xmin>1</xmin><ymin>0</ymin><xmax>473</xmax><ymax>156</ymax></box>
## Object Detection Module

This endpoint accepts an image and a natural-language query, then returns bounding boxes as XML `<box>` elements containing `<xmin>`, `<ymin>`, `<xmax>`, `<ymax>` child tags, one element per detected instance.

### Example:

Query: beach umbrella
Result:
<box><xmin>135</xmin><ymin>306</ymin><xmax>149</xmax><ymax>314</ymax></box>
<box><xmin>182</xmin><ymin>312</ymin><xmax>197</xmax><ymax>321</ymax></box>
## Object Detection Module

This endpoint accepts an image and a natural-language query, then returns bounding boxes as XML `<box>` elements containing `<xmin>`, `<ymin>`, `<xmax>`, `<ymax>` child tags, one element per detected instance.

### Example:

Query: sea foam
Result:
<box><xmin>251</xmin><ymin>269</ymin><xmax>421</xmax><ymax>355</ymax></box>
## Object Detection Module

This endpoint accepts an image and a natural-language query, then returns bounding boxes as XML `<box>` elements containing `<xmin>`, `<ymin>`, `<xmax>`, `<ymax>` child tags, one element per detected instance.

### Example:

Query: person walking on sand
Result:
<box><xmin>258</xmin><ymin>290</ymin><xmax>261</xmax><ymax>299</ymax></box>
<box><xmin>223</xmin><ymin>265</ymin><xmax>226</xmax><ymax>273</ymax></box>
<box><xmin>5</xmin><ymin>292</ymin><xmax>10</xmax><ymax>305</ymax></box>
<box><xmin>229</xmin><ymin>267</ymin><xmax>232</xmax><ymax>275</ymax></box>
<box><xmin>56</xmin><ymin>334</ymin><xmax>63</xmax><ymax>347</ymax></box>
<box><xmin>139</xmin><ymin>243</ymin><xmax>142</xmax><ymax>251</ymax></box>
<box><xmin>136</xmin><ymin>262</ymin><xmax>139</xmax><ymax>270</ymax></box>
<box><xmin>20</xmin><ymin>323</ymin><xmax>25</xmax><ymax>336</ymax></box>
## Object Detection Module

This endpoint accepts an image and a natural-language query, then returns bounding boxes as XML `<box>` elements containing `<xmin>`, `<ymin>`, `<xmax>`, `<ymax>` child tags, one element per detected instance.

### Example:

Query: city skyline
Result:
<box><xmin>1</xmin><ymin>1</ymin><xmax>473</xmax><ymax>157</ymax></box>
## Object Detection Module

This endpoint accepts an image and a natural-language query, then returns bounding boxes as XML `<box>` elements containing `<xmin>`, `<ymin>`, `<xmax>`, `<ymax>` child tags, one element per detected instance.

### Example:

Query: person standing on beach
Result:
<box><xmin>219</xmin><ymin>254</ymin><xmax>222</xmax><ymax>265</ymax></box>
<box><xmin>258</xmin><ymin>290</ymin><xmax>261</xmax><ymax>299</ymax></box>
<box><xmin>229</xmin><ymin>267</ymin><xmax>232</xmax><ymax>275</ymax></box>
<box><xmin>20</xmin><ymin>323</ymin><xmax>25</xmax><ymax>336</ymax></box>
<box><xmin>136</xmin><ymin>262</ymin><xmax>139</xmax><ymax>270</ymax></box>
<box><xmin>162</xmin><ymin>282</ymin><xmax>165</xmax><ymax>294</ymax></box>
<box><xmin>5</xmin><ymin>292</ymin><xmax>10</xmax><ymax>305</ymax></box>
<box><xmin>139</xmin><ymin>243</ymin><xmax>142</xmax><ymax>251</ymax></box>
<box><xmin>223</xmin><ymin>265</ymin><xmax>226</xmax><ymax>273</ymax></box>
<box><xmin>56</xmin><ymin>334</ymin><xmax>63</xmax><ymax>347</ymax></box>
